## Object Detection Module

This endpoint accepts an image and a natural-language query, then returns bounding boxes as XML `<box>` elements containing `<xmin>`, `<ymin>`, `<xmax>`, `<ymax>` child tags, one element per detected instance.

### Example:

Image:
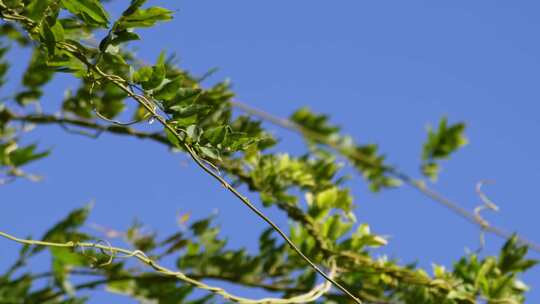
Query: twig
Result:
<box><xmin>4</xmin><ymin>110</ymin><xmax>170</xmax><ymax>145</ymax></box>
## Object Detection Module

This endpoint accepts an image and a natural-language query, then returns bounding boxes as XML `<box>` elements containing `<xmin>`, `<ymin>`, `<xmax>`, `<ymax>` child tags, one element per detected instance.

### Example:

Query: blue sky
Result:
<box><xmin>2</xmin><ymin>0</ymin><xmax>540</xmax><ymax>302</ymax></box>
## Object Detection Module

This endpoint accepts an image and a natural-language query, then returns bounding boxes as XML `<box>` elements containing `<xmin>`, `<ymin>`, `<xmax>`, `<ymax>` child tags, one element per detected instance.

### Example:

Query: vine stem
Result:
<box><xmin>229</xmin><ymin>100</ymin><xmax>540</xmax><ymax>254</ymax></box>
<box><xmin>0</xmin><ymin>231</ymin><xmax>335</xmax><ymax>304</ymax></box>
<box><xmin>3</xmin><ymin>110</ymin><xmax>169</xmax><ymax>143</ymax></box>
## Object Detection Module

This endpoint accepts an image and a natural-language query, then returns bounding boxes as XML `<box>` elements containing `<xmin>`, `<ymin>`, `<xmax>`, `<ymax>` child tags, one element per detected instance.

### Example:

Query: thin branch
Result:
<box><xmin>0</xmin><ymin>231</ymin><xmax>335</xmax><ymax>304</ymax></box>
<box><xmin>4</xmin><ymin>110</ymin><xmax>170</xmax><ymax>145</ymax></box>
<box><xmin>229</xmin><ymin>100</ymin><xmax>540</xmax><ymax>254</ymax></box>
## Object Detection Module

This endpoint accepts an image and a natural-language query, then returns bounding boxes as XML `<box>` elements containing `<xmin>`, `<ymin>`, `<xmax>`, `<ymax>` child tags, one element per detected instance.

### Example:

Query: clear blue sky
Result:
<box><xmin>2</xmin><ymin>0</ymin><xmax>540</xmax><ymax>302</ymax></box>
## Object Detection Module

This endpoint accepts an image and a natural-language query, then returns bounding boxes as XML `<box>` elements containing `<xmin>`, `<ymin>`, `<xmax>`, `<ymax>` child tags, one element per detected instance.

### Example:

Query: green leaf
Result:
<box><xmin>177</xmin><ymin>88</ymin><xmax>202</xmax><ymax>100</ymax></box>
<box><xmin>421</xmin><ymin>117</ymin><xmax>467</xmax><ymax>180</ymax></box>
<box><xmin>51</xmin><ymin>247</ymin><xmax>87</xmax><ymax>268</ymax></box>
<box><xmin>26</xmin><ymin>0</ymin><xmax>50</xmax><ymax>22</ymax></box>
<box><xmin>47</xmin><ymin>54</ymin><xmax>87</xmax><ymax>77</ymax></box>
<box><xmin>116</xmin><ymin>7</ymin><xmax>173</xmax><ymax>31</ymax></box>
<box><xmin>168</xmin><ymin>103</ymin><xmax>209</xmax><ymax>118</ymax></box>
<box><xmin>202</xmin><ymin>126</ymin><xmax>228</xmax><ymax>146</ymax></box>
<box><xmin>171</xmin><ymin>115</ymin><xmax>198</xmax><ymax>128</ymax></box>
<box><xmin>153</xmin><ymin>76</ymin><xmax>182</xmax><ymax>101</ymax></box>
<box><xmin>110</xmin><ymin>30</ymin><xmax>140</xmax><ymax>46</ymax></box>
<box><xmin>421</xmin><ymin>162</ymin><xmax>439</xmax><ymax>181</ymax></box>
<box><xmin>312</xmin><ymin>187</ymin><xmax>352</xmax><ymax>212</ymax></box>
<box><xmin>323</xmin><ymin>214</ymin><xmax>353</xmax><ymax>241</ymax></box>
<box><xmin>132</xmin><ymin>65</ymin><xmax>162</xmax><ymax>90</ymax></box>
<box><xmin>40</xmin><ymin>18</ymin><xmax>64</xmax><ymax>56</ymax></box>
<box><xmin>165</xmin><ymin>128</ymin><xmax>181</xmax><ymax>148</ymax></box>
<box><xmin>185</xmin><ymin>124</ymin><xmax>200</xmax><ymax>142</ymax></box>
<box><xmin>190</xmin><ymin>218</ymin><xmax>211</xmax><ymax>236</ymax></box>
<box><xmin>132</xmin><ymin>66</ymin><xmax>152</xmax><ymax>84</ymax></box>
<box><xmin>350</xmin><ymin>224</ymin><xmax>388</xmax><ymax>249</ymax></box>
<box><xmin>223</xmin><ymin>132</ymin><xmax>255</xmax><ymax>151</ymax></box>
<box><xmin>60</xmin><ymin>0</ymin><xmax>109</xmax><ymax>27</ymax></box>
<box><xmin>198</xmin><ymin>145</ymin><xmax>220</xmax><ymax>160</ymax></box>
<box><xmin>49</xmin><ymin>21</ymin><xmax>64</xmax><ymax>41</ymax></box>
<box><xmin>422</xmin><ymin>117</ymin><xmax>467</xmax><ymax>161</ymax></box>
<box><xmin>107</xmin><ymin>279</ymin><xmax>137</xmax><ymax>295</ymax></box>
<box><xmin>145</xmin><ymin>52</ymin><xmax>166</xmax><ymax>90</ymax></box>
<box><xmin>6</xmin><ymin>144</ymin><xmax>50</xmax><ymax>167</ymax></box>
<box><xmin>315</xmin><ymin>187</ymin><xmax>338</xmax><ymax>209</ymax></box>
<box><xmin>291</xmin><ymin>107</ymin><xmax>340</xmax><ymax>136</ymax></box>
<box><xmin>499</xmin><ymin>235</ymin><xmax>538</xmax><ymax>274</ymax></box>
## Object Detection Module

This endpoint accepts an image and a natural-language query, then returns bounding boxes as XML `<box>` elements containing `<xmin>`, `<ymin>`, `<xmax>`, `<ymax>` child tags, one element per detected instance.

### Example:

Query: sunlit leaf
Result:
<box><xmin>116</xmin><ymin>7</ymin><xmax>173</xmax><ymax>31</ymax></box>
<box><xmin>60</xmin><ymin>0</ymin><xmax>109</xmax><ymax>27</ymax></box>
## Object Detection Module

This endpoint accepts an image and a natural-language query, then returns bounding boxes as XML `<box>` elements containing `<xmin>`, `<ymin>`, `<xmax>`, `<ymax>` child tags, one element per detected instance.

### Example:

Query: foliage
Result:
<box><xmin>0</xmin><ymin>0</ymin><xmax>536</xmax><ymax>303</ymax></box>
<box><xmin>421</xmin><ymin>117</ymin><xmax>468</xmax><ymax>181</ymax></box>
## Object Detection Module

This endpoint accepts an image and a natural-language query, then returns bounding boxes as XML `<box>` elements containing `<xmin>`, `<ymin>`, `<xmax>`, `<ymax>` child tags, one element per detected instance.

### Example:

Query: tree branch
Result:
<box><xmin>3</xmin><ymin>110</ymin><xmax>169</xmax><ymax>145</ymax></box>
